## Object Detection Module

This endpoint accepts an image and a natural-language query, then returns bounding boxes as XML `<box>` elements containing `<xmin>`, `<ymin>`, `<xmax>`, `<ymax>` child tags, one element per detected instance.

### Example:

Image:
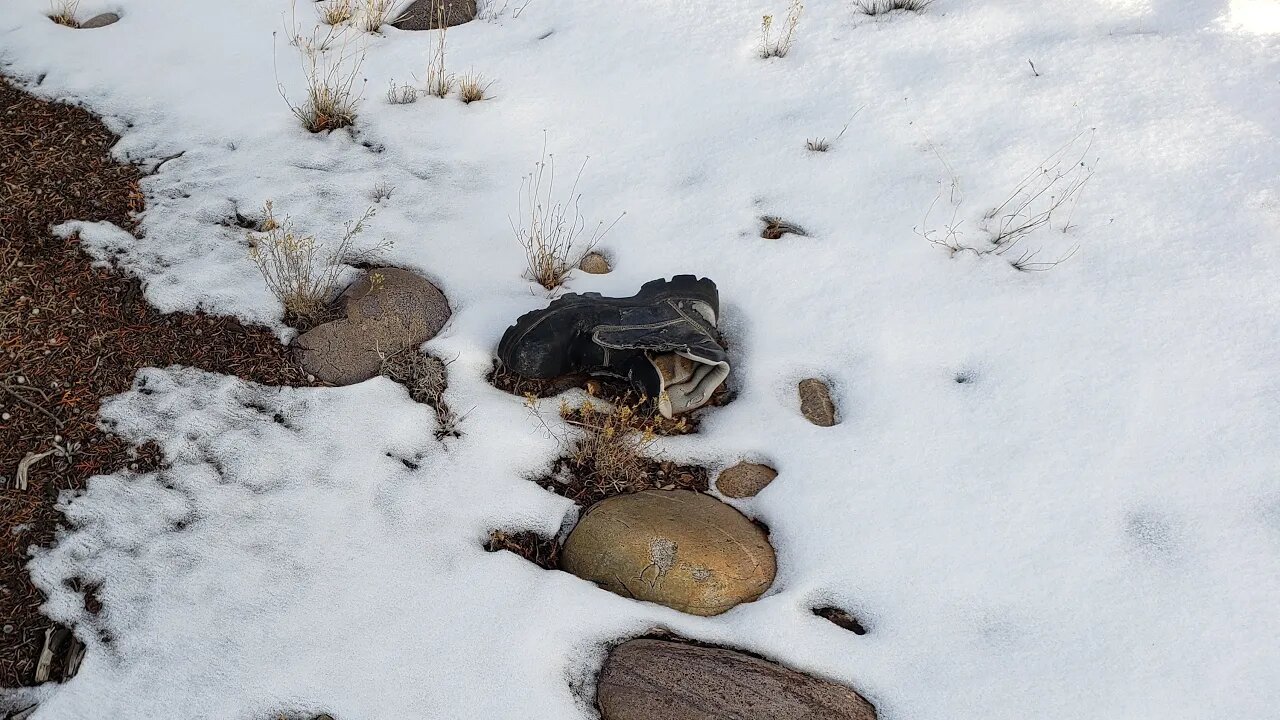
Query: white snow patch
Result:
<box><xmin>1</xmin><ymin>0</ymin><xmax>1278</xmax><ymax>718</ymax></box>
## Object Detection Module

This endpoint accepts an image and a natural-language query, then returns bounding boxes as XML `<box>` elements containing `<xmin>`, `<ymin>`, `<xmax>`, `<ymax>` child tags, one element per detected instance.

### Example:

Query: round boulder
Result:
<box><xmin>798</xmin><ymin>377</ymin><xmax>838</xmax><ymax>426</ymax></box>
<box><xmin>293</xmin><ymin>268</ymin><xmax>451</xmax><ymax>385</ymax></box>
<box><xmin>561</xmin><ymin>490</ymin><xmax>775</xmax><ymax>616</ymax></box>
<box><xmin>715</xmin><ymin>462</ymin><xmax>778</xmax><ymax>498</ymax></box>
<box><xmin>598</xmin><ymin>639</ymin><xmax>877</xmax><ymax>720</ymax></box>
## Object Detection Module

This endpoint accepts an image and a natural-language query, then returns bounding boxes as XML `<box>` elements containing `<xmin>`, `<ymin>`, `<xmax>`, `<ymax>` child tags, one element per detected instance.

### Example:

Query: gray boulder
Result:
<box><xmin>598</xmin><ymin>639</ymin><xmax>877</xmax><ymax>720</ymax></box>
<box><xmin>79</xmin><ymin>12</ymin><xmax>120</xmax><ymax>28</ymax></box>
<box><xmin>294</xmin><ymin>268</ymin><xmax>450</xmax><ymax>385</ymax></box>
<box><xmin>391</xmin><ymin>0</ymin><xmax>476</xmax><ymax>30</ymax></box>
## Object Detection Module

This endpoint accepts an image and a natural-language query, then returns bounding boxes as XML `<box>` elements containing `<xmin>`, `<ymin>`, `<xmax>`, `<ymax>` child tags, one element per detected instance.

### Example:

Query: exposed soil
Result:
<box><xmin>0</xmin><ymin>77</ymin><xmax>309</xmax><ymax>687</ymax></box>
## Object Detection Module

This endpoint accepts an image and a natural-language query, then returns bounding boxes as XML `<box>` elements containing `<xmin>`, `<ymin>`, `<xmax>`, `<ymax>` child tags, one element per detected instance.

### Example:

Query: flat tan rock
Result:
<box><xmin>798</xmin><ymin>377</ymin><xmax>838</xmax><ymax>426</ymax></box>
<box><xmin>715</xmin><ymin>462</ymin><xmax>778</xmax><ymax>498</ymax></box>
<box><xmin>598</xmin><ymin>639</ymin><xmax>877</xmax><ymax>720</ymax></box>
<box><xmin>561</xmin><ymin>490</ymin><xmax>775</xmax><ymax>616</ymax></box>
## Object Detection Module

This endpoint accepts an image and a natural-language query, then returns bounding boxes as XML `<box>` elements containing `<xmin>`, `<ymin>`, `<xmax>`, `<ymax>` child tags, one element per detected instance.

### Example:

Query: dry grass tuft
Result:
<box><xmin>550</xmin><ymin>394</ymin><xmax>690</xmax><ymax>498</ymax></box>
<box><xmin>277</xmin><ymin>25</ymin><xmax>367</xmax><ymax>132</ymax></box>
<box><xmin>458</xmin><ymin>70</ymin><xmax>494</xmax><ymax>104</ymax></box>
<box><xmin>248</xmin><ymin>201</ymin><xmax>381</xmax><ymax>330</ymax></box>
<box><xmin>916</xmin><ymin>129</ymin><xmax>1096</xmax><ymax>272</ymax></box>
<box><xmin>47</xmin><ymin>0</ymin><xmax>79</xmax><ymax>27</ymax></box>
<box><xmin>358</xmin><ymin>0</ymin><xmax>395</xmax><ymax>32</ymax></box>
<box><xmin>319</xmin><ymin>0</ymin><xmax>355</xmax><ymax>25</ymax></box>
<box><xmin>386</xmin><ymin>79</ymin><xmax>419</xmax><ymax>104</ymax></box>
<box><xmin>511</xmin><ymin>141</ymin><xmax>624</xmax><ymax>290</ymax></box>
<box><xmin>855</xmin><ymin>0</ymin><xmax>934</xmax><ymax>15</ymax></box>
<box><xmin>758</xmin><ymin>0</ymin><xmax>803</xmax><ymax>58</ymax></box>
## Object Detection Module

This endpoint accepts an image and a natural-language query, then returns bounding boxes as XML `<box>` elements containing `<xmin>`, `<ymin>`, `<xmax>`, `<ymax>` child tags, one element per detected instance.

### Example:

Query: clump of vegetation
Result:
<box><xmin>358</xmin><ymin>0</ymin><xmax>395</xmax><ymax>32</ymax></box>
<box><xmin>527</xmin><ymin>389</ymin><xmax>699</xmax><ymax>505</ymax></box>
<box><xmin>319</xmin><ymin>0</ymin><xmax>355</xmax><ymax>25</ymax></box>
<box><xmin>421</xmin><ymin>0</ymin><xmax>455</xmax><ymax>97</ymax></box>
<box><xmin>458</xmin><ymin>70</ymin><xmax>494</xmax><ymax>104</ymax></box>
<box><xmin>277</xmin><ymin>24</ymin><xmax>367</xmax><ymax>133</ymax></box>
<box><xmin>758</xmin><ymin>0</ymin><xmax>803</xmax><ymax>59</ymax></box>
<box><xmin>806</xmin><ymin>107</ymin><xmax>863</xmax><ymax>152</ymax></box>
<box><xmin>48</xmin><ymin>0</ymin><xmax>79</xmax><ymax>27</ymax></box>
<box><xmin>386</xmin><ymin>79</ymin><xmax>419</xmax><ymax>104</ymax></box>
<box><xmin>512</xmin><ymin>142</ymin><xmax>624</xmax><ymax>290</ymax></box>
<box><xmin>916</xmin><ymin>129</ymin><xmax>1096</xmax><ymax>272</ymax></box>
<box><xmin>855</xmin><ymin>0</ymin><xmax>934</xmax><ymax>15</ymax></box>
<box><xmin>247</xmin><ymin>201</ymin><xmax>380</xmax><ymax>329</ymax></box>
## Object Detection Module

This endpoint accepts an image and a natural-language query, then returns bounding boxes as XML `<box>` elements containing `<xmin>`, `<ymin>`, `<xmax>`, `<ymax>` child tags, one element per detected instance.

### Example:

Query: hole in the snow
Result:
<box><xmin>954</xmin><ymin>371</ymin><xmax>975</xmax><ymax>384</ymax></box>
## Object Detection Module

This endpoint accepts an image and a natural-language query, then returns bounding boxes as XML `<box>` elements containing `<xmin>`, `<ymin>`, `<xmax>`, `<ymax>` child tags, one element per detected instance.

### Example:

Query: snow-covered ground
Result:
<box><xmin>3</xmin><ymin>0</ymin><xmax>1280</xmax><ymax>718</ymax></box>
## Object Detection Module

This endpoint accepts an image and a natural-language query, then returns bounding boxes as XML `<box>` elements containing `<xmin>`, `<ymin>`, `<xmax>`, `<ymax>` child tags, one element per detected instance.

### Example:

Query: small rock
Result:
<box><xmin>561</xmin><ymin>490</ymin><xmax>775</xmax><ymax>616</ymax></box>
<box><xmin>798</xmin><ymin>378</ymin><xmax>838</xmax><ymax>426</ymax></box>
<box><xmin>598</xmin><ymin>639</ymin><xmax>877</xmax><ymax>720</ymax></box>
<box><xmin>79</xmin><ymin>12</ymin><xmax>120</xmax><ymax>28</ymax></box>
<box><xmin>715</xmin><ymin>462</ymin><xmax>777</xmax><ymax>498</ymax></box>
<box><xmin>814</xmin><ymin>606</ymin><xmax>868</xmax><ymax>635</ymax></box>
<box><xmin>293</xmin><ymin>268</ymin><xmax>451</xmax><ymax>385</ymax></box>
<box><xmin>579</xmin><ymin>252</ymin><xmax>611</xmax><ymax>274</ymax></box>
<box><xmin>391</xmin><ymin>0</ymin><xmax>476</xmax><ymax>30</ymax></box>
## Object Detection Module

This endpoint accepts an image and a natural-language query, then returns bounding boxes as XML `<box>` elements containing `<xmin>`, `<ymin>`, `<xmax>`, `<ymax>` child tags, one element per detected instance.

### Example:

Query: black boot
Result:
<box><xmin>498</xmin><ymin>276</ymin><xmax>730</xmax><ymax>417</ymax></box>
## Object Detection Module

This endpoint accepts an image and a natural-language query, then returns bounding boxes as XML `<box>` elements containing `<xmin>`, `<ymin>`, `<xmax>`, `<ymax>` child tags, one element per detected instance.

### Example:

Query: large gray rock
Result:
<box><xmin>391</xmin><ymin>0</ymin><xmax>476</xmax><ymax>30</ymax></box>
<box><xmin>79</xmin><ymin>12</ymin><xmax>120</xmax><ymax>28</ymax></box>
<box><xmin>798</xmin><ymin>378</ymin><xmax>838</xmax><ymax>426</ymax></box>
<box><xmin>715</xmin><ymin>462</ymin><xmax>777</xmax><ymax>498</ymax></box>
<box><xmin>561</xmin><ymin>490</ymin><xmax>775</xmax><ymax>616</ymax></box>
<box><xmin>294</xmin><ymin>268</ymin><xmax>450</xmax><ymax>385</ymax></box>
<box><xmin>598</xmin><ymin>639</ymin><xmax>878</xmax><ymax>720</ymax></box>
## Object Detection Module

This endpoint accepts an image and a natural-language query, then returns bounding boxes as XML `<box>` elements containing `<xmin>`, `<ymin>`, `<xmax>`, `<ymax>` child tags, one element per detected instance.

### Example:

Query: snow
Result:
<box><xmin>3</xmin><ymin>0</ymin><xmax>1280</xmax><ymax>718</ymax></box>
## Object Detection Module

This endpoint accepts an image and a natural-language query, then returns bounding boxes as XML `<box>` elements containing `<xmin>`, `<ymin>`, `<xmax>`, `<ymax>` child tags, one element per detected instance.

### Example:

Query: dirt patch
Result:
<box><xmin>485</xmin><ymin>530</ymin><xmax>561</xmax><ymax>570</ymax></box>
<box><xmin>0</xmin><ymin>76</ymin><xmax>309</xmax><ymax>686</ymax></box>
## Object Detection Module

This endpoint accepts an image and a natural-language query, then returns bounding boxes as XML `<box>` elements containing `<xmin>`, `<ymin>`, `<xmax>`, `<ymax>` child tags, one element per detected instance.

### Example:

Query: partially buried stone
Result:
<box><xmin>560</xmin><ymin>490</ymin><xmax>775</xmax><ymax>616</ymax></box>
<box><xmin>715</xmin><ymin>461</ymin><xmax>778</xmax><ymax>498</ymax></box>
<box><xmin>293</xmin><ymin>268</ymin><xmax>451</xmax><ymax>385</ymax></box>
<box><xmin>798</xmin><ymin>377</ymin><xmax>838</xmax><ymax>426</ymax></box>
<box><xmin>579</xmin><ymin>252</ymin><xmax>611</xmax><ymax>274</ymax></box>
<box><xmin>79</xmin><ymin>13</ymin><xmax>119</xmax><ymax>28</ymax></box>
<box><xmin>597</xmin><ymin>639</ymin><xmax>878</xmax><ymax>720</ymax></box>
<box><xmin>391</xmin><ymin>0</ymin><xmax>476</xmax><ymax>30</ymax></box>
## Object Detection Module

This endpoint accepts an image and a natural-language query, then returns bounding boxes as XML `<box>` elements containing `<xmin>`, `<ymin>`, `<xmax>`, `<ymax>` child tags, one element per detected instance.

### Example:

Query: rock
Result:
<box><xmin>715</xmin><ymin>462</ymin><xmax>777</xmax><ymax>498</ymax></box>
<box><xmin>597</xmin><ymin>639</ymin><xmax>878</xmax><ymax>720</ymax></box>
<box><xmin>293</xmin><ymin>268</ymin><xmax>450</xmax><ymax>385</ymax></box>
<box><xmin>561</xmin><ymin>490</ymin><xmax>774</xmax><ymax>616</ymax></box>
<box><xmin>579</xmin><ymin>252</ymin><xmax>611</xmax><ymax>274</ymax></box>
<box><xmin>391</xmin><ymin>0</ymin><xmax>476</xmax><ymax>30</ymax></box>
<box><xmin>79</xmin><ymin>12</ymin><xmax>120</xmax><ymax>28</ymax></box>
<box><xmin>814</xmin><ymin>606</ymin><xmax>868</xmax><ymax>635</ymax></box>
<box><xmin>798</xmin><ymin>378</ymin><xmax>837</xmax><ymax>426</ymax></box>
